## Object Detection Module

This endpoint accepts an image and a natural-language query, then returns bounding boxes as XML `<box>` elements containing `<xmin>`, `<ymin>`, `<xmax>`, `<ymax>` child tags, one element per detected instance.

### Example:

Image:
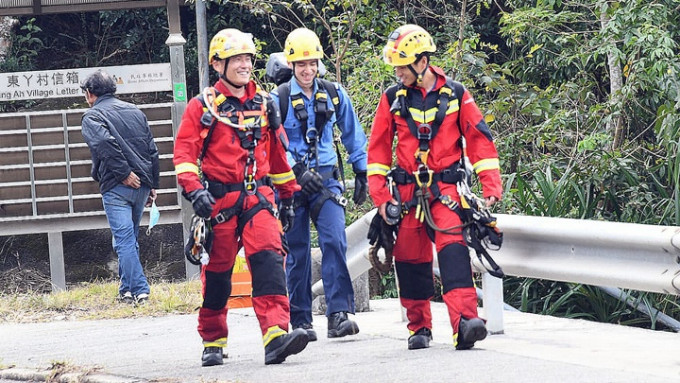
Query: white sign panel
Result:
<box><xmin>0</xmin><ymin>63</ymin><xmax>172</xmax><ymax>102</ymax></box>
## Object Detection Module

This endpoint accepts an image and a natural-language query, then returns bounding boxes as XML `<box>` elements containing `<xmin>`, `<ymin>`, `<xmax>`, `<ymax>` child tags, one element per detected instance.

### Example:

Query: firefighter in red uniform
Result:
<box><xmin>367</xmin><ymin>25</ymin><xmax>502</xmax><ymax>350</ymax></box>
<box><xmin>173</xmin><ymin>28</ymin><xmax>309</xmax><ymax>366</ymax></box>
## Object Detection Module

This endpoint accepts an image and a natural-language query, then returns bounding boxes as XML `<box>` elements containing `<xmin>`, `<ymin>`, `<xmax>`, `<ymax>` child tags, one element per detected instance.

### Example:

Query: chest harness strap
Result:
<box><xmin>287</xmin><ymin>86</ymin><xmax>346</xmax><ymax>220</ymax></box>
<box><xmin>388</xmin><ymin>81</ymin><xmax>504</xmax><ymax>277</ymax></box>
<box><xmin>390</xmin><ymin>81</ymin><xmax>466</xmax><ymax>235</ymax></box>
<box><xmin>198</xmin><ymin>87</ymin><xmax>277</xmax><ymax>235</ymax></box>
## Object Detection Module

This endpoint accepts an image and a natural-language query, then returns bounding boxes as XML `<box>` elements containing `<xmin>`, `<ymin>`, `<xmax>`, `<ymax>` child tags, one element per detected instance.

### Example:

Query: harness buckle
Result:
<box><xmin>244</xmin><ymin>174</ymin><xmax>258</xmax><ymax>196</ymax></box>
<box><xmin>414</xmin><ymin>165</ymin><xmax>433</xmax><ymax>188</ymax></box>
<box><xmin>414</xmin><ymin>149</ymin><xmax>429</xmax><ymax>165</ymax></box>
<box><xmin>305</xmin><ymin>126</ymin><xmax>319</xmax><ymax>144</ymax></box>
<box><xmin>335</xmin><ymin>194</ymin><xmax>348</xmax><ymax>207</ymax></box>
<box><xmin>214</xmin><ymin>213</ymin><xmax>226</xmax><ymax>224</ymax></box>
<box><xmin>417</xmin><ymin>123</ymin><xmax>432</xmax><ymax>140</ymax></box>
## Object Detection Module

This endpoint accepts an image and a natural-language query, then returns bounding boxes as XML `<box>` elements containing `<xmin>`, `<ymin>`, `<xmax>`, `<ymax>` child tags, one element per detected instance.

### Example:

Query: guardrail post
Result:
<box><xmin>482</xmin><ymin>273</ymin><xmax>504</xmax><ymax>334</ymax></box>
<box><xmin>48</xmin><ymin>232</ymin><xmax>66</xmax><ymax>292</ymax></box>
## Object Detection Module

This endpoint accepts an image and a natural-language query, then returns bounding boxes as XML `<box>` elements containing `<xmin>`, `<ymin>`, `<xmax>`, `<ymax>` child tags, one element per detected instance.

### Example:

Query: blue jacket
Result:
<box><xmin>81</xmin><ymin>94</ymin><xmax>160</xmax><ymax>194</ymax></box>
<box><xmin>271</xmin><ymin>77</ymin><xmax>367</xmax><ymax>172</ymax></box>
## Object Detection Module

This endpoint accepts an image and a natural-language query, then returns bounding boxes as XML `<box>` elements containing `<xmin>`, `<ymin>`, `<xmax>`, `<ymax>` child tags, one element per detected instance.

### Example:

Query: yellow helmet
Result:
<box><xmin>284</xmin><ymin>28</ymin><xmax>323</xmax><ymax>62</ymax></box>
<box><xmin>382</xmin><ymin>24</ymin><xmax>436</xmax><ymax>66</ymax></box>
<box><xmin>209</xmin><ymin>28</ymin><xmax>257</xmax><ymax>64</ymax></box>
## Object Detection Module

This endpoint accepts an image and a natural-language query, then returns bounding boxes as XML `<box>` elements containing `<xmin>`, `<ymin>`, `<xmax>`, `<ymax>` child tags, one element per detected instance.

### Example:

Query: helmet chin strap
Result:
<box><xmin>407</xmin><ymin>55</ymin><xmax>428</xmax><ymax>86</ymax></box>
<box><xmin>219</xmin><ymin>58</ymin><xmax>245</xmax><ymax>89</ymax></box>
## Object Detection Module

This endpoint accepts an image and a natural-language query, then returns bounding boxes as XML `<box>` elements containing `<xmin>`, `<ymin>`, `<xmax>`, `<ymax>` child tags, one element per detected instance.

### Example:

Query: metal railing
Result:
<box><xmin>317</xmin><ymin>210</ymin><xmax>680</xmax><ymax>333</ymax></box>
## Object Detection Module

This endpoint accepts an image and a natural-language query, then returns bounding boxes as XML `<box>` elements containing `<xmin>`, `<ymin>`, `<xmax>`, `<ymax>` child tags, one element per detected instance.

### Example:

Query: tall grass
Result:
<box><xmin>0</xmin><ymin>280</ymin><xmax>203</xmax><ymax>323</ymax></box>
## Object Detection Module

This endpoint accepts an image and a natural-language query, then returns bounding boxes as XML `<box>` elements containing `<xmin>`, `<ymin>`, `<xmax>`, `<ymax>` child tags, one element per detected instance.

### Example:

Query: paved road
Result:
<box><xmin>1</xmin><ymin>299</ymin><xmax>679</xmax><ymax>382</ymax></box>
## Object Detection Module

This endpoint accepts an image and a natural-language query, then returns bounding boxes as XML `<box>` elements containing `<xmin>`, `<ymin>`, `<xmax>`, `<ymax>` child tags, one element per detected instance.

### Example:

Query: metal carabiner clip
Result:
<box><xmin>414</xmin><ymin>165</ymin><xmax>433</xmax><ymax>188</ymax></box>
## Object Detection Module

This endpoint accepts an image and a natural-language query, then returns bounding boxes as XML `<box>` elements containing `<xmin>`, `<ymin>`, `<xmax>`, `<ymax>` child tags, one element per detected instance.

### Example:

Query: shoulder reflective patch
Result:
<box><xmin>446</xmin><ymin>99</ymin><xmax>460</xmax><ymax>114</ymax></box>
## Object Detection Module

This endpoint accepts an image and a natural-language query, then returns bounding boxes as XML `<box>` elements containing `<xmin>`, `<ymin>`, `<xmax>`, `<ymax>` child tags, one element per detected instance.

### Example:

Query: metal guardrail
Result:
<box><xmin>491</xmin><ymin>214</ymin><xmax>680</xmax><ymax>295</ymax></box>
<box><xmin>317</xmin><ymin>210</ymin><xmax>680</xmax><ymax>333</ymax></box>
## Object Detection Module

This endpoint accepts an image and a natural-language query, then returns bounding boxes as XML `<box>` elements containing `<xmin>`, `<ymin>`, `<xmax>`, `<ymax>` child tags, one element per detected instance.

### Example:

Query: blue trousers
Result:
<box><xmin>285</xmin><ymin>177</ymin><xmax>355</xmax><ymax>326</ymax></box>
<box><xmin>102</xmin><ymin>184</ymin><xmax>150</xmax><ymax>296</ymax></box>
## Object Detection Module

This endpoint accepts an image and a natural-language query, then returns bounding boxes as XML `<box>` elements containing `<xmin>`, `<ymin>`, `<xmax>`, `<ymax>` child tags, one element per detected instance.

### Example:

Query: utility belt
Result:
<box><xmin>319</xmin><ymin>166</ymin><xmax>341</xmax><ymax>181</ymax></box>
<box><xmin>294</xmin><ymin>165</ymin><xmax>346</xmax><ymax>223</ymax></box>
<box><xmin>206</xmin><ymin>176</ymin><xmax>272</xmax><ymax>199</ymax></box>
<box><xmin>390</xmin><ymin>163</ymin><xmax>463</xmax><ymax>186</ymax></box>
<box><xmin>204</xmin><ymin>176</ymin><xmax>275</xmax><ymax>233</ymax></box>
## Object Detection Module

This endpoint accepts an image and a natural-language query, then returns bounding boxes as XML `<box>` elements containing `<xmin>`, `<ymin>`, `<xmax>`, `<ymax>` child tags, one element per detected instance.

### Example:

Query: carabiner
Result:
<box><xmin>414</xmin><ymin>165</ymin><xmax>433</xmax><ymax>188</ymax></box>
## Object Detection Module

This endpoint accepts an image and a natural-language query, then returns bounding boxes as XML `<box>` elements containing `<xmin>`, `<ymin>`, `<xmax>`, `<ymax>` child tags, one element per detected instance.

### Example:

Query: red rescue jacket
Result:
<box><xmin>173</xmin><ymin>80</ymin><xmax>298</xmax><ymax>199</ymax></box>
<box><xmin>367</xmin><ymin>66</ymin><xmax>502</xmax><ymax>207</ymax></box>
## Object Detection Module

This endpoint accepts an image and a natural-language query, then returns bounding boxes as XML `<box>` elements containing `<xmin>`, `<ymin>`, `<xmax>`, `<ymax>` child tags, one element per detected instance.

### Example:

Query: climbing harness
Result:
<box><xmin>276</xmin><ymin>79</ymin><xmax>347</xmax><ymax>188</ymax></box>
<box><xmin>380</xmin><ymin>78</ymin><xmax>505</xmax><ymax>277</ymax></box>
<box><xmin>191</xmin><ymin>87</ymin><xmax>280</xmax><ymax>242</ymax></box>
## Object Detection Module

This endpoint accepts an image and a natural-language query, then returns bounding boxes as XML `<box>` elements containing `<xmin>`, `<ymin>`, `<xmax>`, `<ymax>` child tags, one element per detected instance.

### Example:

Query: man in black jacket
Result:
<box><xmin>81</xmin><ymin>70</ymin><xmax>160</xmax><ymax>305</ymax></box>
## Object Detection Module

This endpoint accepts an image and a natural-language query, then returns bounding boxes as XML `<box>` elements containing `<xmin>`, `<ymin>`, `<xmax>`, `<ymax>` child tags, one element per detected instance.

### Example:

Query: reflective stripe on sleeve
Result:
<box><xmin>270</xmin><ymin>170</ymin><xmax>295</xmax><ymax>185</ymax></box>
<box><xmin>175</xmin><ymin>162</ymin><xmax>199</xmax><ymax>175</ymax></box>
<box><xmin>473</xmin><ymin>158</ymin><xmax>500</xmax><ymax>174</ymax></box>
<box><xmin>367</xmin><ymin>163</ymin><xmax>390</xmax><ymax>177</ymax></box>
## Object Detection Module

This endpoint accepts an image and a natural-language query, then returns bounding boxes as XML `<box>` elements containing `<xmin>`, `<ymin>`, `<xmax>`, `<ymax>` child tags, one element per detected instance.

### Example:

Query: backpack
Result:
<box><xmin>265</xmin><ymin>51</ymin><xmax>328</xmax><ymax>86</ymax></box>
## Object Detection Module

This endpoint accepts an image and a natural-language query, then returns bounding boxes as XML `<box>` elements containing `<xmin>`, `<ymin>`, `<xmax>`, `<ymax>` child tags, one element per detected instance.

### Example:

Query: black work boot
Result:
<box><xmin>327</xmin><ymin>312</ymin><xmax>360</xmax><ymax>338</ymax></box>
<box><xmin>201</xmin><ymin>346</ymin><xmax>224</xmax><ymax>367</ymax></box>
<box><xmin>408</xmin><ymin>328</ymin><xmax>432</xmax><ymax>350</ymax></box>
<box><xmin>455</xmin><ymin>317</ymin><xmax>487</xmax><ymax>350</ymax></box>
<box><xmin>293</xmin><ymin>323</ymin><xmax>317</xmax><ymax>342</ymax></box>
<box><xmin>264</xmin><ymin>328</ymin><xmax>309</xmax><ymax>365</ymax></box>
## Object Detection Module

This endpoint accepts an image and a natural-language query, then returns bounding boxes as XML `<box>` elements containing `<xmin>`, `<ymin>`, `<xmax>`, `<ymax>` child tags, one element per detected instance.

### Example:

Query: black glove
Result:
<box><xmin>279</xmin><ymin>197</ymin><xmax>295</xmax><ymax>232</ymax></box>
<box><xmin>353</xmin><ymin>170</ymin><xmax>368</xmax><ymax>205</ymax></box>
<box><xmin>293</xmin><ymin>163</ymin><xmax>323</xmax><ymax>196</ymax></box>
<box><xmin>186</xmin><ymin>188</ymin><xmax>215</xmax><ymax>218</ymax></box>
<box><xmin>367</xmin><ymin>212</ymin><xmax>384</xmax><ymax>247</ymax></box>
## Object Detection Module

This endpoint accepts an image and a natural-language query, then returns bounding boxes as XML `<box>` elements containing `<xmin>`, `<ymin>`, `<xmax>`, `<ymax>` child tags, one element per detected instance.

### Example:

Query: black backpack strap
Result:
<box><xmin>317</xmin><ymin>79</ymin><xmax>347</xmax><ymax>187</ymax></box>
<box><xmin>276</xmin><ymin>82</ymin><xmax>291</xmax><ymax>121</ymax></box>
<box><xmin>449</xmin><ymin>79</ymin><xmax>465</xmax><ymax>134</ymax></box>
<box><xmin>318</xmin><ymin>78</ymin><xmax>340</xmax><ymax>108</ymax></box>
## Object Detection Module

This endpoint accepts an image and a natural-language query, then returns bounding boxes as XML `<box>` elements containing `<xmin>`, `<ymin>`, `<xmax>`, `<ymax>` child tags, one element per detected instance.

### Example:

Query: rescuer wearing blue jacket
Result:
<box><xmin>270</xmin><ymin>27</ymin><xmax>368</xmax><ymax>341</ymax></box>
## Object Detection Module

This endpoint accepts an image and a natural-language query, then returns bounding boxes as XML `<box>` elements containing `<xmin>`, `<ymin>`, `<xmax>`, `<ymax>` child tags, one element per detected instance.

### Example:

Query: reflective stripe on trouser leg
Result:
<box><xmin>249</xmin><ymin>250</ymin><xmax>290</xmax><ymax>335</ymax></box>
<box><xmin>315</xmin><ymin>181</ymin><xmax>354</xmax><ymax>316</ymax></box>
<box><xmin>285</xmin><ymin>202</ymin><xmax>313</xmax><ymax>327</ymax></box>
<box><xmin>395</xmin><ymin>261</ymin><xmax>434</xmax><ymax>333</ymax></box>
<box><xmin>197</xmin><ymin>268</ymin><xmax>233</xmax><ymax>342</ymax></box>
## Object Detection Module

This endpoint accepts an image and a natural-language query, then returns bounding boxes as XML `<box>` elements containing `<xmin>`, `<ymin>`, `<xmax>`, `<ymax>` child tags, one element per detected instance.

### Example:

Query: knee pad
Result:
<box><xmin>395</xmin><ymin>261</ymin><xmax>434</xmax><ymax>300</ymax></box>
<box><xmin>203</xmin><ymin>270</ymin><xmax>233</xmax><ymax>310</ymax></box>
<box><xmin>438</xmin><ymin>243</ymin><xmax>474</xmax><ymax>294</ymax></box>
<box><xmin>249</xmin><ymin>250</ymin><xmax>287</xmax><ymax>297</ymax></box>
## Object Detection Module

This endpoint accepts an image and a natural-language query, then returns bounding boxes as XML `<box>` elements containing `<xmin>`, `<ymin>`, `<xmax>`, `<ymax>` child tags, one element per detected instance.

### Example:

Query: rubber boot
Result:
<box><xmin>264</xmin><ymin>328</ymin><xmax>309</xmax><ymax>365</ymax></box>
<box><xmin>408</xmin><ymin>328</ymin><xmax>432</xmax><ymax>350</ymax></box>
<box><xmin>201</xmin><ymin>347</ymin><xmax>224</xmax><ymax>367</ymax></box>
<box><xmin>455</xmin><ymin>317</ymin><xmax>487</xmax><ymax>350</ymax></box>
<box><xmin>293</xmin><ymin>323</ymin><xmax>318</xmax><ymax>342</ymax></box>
<box><xmin>327</xmin><ymin>312</ymin><xmax>360</xmax><ymax>338</ymax></box>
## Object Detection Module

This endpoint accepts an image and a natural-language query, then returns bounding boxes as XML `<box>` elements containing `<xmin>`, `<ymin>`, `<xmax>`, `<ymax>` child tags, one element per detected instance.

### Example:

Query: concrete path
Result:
<box><xmin>1</xmin><ymin>299</ymin><xmax>679</xmax><ymax>382</ymax></box>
